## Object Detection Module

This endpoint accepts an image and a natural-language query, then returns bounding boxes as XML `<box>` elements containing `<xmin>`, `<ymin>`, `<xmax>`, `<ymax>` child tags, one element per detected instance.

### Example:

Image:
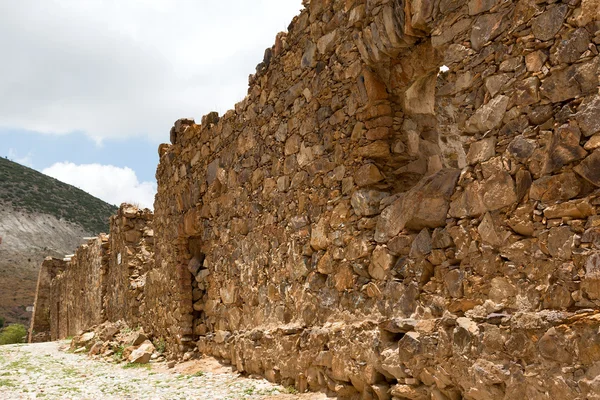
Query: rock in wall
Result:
<box><xmin>152</xmin><ymin>0</ymin><xmax>600</xmax><ymax>398</ymax></box>
<box><xmin>28</xmin><ymin>257</ymin><xmax>67</xmax><ymax>343</ymax></box>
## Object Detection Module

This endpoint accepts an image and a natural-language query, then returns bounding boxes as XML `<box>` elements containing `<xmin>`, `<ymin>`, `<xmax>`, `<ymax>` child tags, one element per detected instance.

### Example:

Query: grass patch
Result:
<box><xmin>123</xmin><ymin>362</ymin><xmax>151</xmax><ymax>370</ymax></box>
<box><xmin>0</xmin><ymin>378</ymin><xmax>16</xmax><ymax>387</ymax></box>
<box><xmin>192</xmin><ymin>371</ymin><xmax>205</xmax><ymax>377</ymax></box>
<box><xmin>5</xmin><ymin>355</ymin><xmax>41</xmax><ymax>374</ymax></box>
<box><xmin>62</xmin><ymin>367</ymin><xmax>79</xmax><ymax>377</ymax></box>
<box><xmin>284</xmin><ymin>386</ymin><xmax>299</xmax><ymax>394</ymax></box>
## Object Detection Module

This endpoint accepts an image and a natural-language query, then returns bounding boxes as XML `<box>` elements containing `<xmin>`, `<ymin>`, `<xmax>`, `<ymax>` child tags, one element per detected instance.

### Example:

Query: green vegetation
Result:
<box><xmin>0</xmin><ymin>324</ymin><xmax>27</xmax><ymax>345</ymax></box>
<box><xmin>0</xmin><ymin>157</ymin><xmax>117</xmax><ymax>233</ymax></box>
<box><xmin>0</xmin><ymin>316</ymin><xmax>4</xmax><ymax>328</ymax></box>
<box><xmin>152</xmin><ymin>337</ymin><xmax>166</xmax><ymax>354</ymax></box>
<box><xmin>0</xmin><ymin>378</ymin><xmax>16</xmax><ymax>388</ymax></box>
<box><xmin>122</xmin><ymin>362</ymin><xmax>151</xmax><ymax>370</ymax></box>
<box><xmin>113</xmin><ymin>344</ymin><xmax>125</xmax><ymax>361</ymax></box>
<box><xmin>62</xmin><ymin>366</ymin><xmax>79</xmax><ymax>377</ymax></box>
<box><xmin>284</xmin><ymin>386</ymin><xmax>299</xmax><ymax>394</ymax></box>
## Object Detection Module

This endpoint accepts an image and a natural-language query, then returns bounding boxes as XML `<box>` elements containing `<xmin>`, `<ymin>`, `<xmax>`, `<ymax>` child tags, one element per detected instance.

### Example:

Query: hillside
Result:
<box><xmin>0</xmin><ymin>157</ymin><xmax>118</xmax><ymax>325</ymax></box>
<box><xmin>0</xmin><ymin>157</ymin><xmax>117</xmax><ymax>233</ymax></box>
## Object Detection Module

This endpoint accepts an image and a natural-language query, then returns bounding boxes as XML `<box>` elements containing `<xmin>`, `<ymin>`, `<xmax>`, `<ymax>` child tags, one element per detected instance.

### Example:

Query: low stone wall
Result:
<box><xmin>28</xmin><ymin>257</ymin><xmax>67</xmax><ymax>343</ymax></box>
<box><xmin>48</xmin><ymin>235</ymin><xmax>109</xmax><ymax>340</ymax></box>
<box><xmin>31</xmin><ymin>204</ymin><xmax>154</xmax><ymax>341</ymax></box>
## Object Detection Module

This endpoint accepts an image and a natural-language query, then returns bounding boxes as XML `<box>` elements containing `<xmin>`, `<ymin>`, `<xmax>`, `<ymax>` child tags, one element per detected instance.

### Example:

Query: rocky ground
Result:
<box><xmin>0</xmin><ymin>341</ymin><xmax>327</xmax><ymax>400</ymax></box>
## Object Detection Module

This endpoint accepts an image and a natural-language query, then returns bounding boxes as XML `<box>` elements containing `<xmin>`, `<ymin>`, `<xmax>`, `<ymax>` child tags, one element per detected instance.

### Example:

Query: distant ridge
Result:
<box><xmin>0</xmin><ymin>157</ymin><xmax>117</xmax><ymax>233</ymax></box>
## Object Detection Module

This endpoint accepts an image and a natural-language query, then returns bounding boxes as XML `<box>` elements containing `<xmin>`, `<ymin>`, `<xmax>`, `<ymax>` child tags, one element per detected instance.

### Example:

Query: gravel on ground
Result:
<box><xmin>0</xmin><ymin>341</ymin><xmax>327</xmax><ymax>400</ymax></box>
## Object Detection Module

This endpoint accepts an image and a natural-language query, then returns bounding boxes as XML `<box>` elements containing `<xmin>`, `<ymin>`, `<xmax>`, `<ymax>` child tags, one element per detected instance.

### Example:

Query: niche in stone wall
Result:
<box><xmin>187</xmin><ymin>236</ymin><xmax>207</xmax><ymax>340</ymax></box>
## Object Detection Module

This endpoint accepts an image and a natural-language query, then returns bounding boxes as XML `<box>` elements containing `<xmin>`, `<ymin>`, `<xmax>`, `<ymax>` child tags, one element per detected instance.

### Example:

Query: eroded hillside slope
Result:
<box><xmin>0</xmin><ymin>158</ymin><xmax>117</xmax><ymax>324</ymax></box>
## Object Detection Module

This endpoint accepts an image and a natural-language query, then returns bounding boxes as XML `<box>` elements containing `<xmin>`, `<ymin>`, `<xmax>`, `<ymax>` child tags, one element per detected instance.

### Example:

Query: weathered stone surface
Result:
<box><xmin>529</xmin><ymin>172</ymin><xmax>582</xmax><ymax>202</ymax></box>
<box><xmin>468</xmin><ymin>0</ymin><xmax>497</xmax><ymax>15</ymax></box>
<box><xmin>540</xmin><ymin>59</ymin><xmax>599</xmax><ymax>103</ymax></box>
<box><xmin>465</xmin><ymin>95</ymin><xmax>509</xmax><ymax>134</ymax></box>
<box><xmin>551</xmin><ymin>28</ymin><xmax>590</xmax><ymax>65</ymax></box>
<box><xmin>530</xmin><ymin>124</ymin><xmax>588</xmax><ymax>177</ymax></box>
<box><xmin>547</xmin><ymin>226</ymin><xmax>574</xmax><ymax>260</ymax></box>
<box><xmin>544</xmin><ymin>199</ymin><xmax>595</xmax><ymax>219</ymax></box>
<box><xmin>351</xmin><ymin>189</ymin><xmax>389</xmax><ymax>217</ymax></box>
<box><xmin>128</xmin><ymin>340</ymin><xmax>155</xmax><ymax>364</ymax></box>
<box><xmin>404</xmin><ymin>74</ymin><xmax>436</xmax><ymax>115</ymax></box>
<box><xmin>450</xmin><ymin>170</ymin><xmax>516</xmax><ymax>218</ymax></box>
<box><xmin>532</xmin><ymin>4</ymin><xmax>568</xmax><ymax>41</ymax></box>
<box><xmin>576</xmin><ymin>96</ymin><xmax>600</xmax><ymax>137</ymax></box>
<box><xmin>368</xmin><ymin>246</ymin><xmax>395</xmax><ymax>280</ymax></box>
<box><xmin>470</xmin><ymin>12</ymin><xmax>506</xmax><ymax>51</ymax></box>
<box><xmin>466</xmin><ymin>138</ymin><xmax>495</xmax><ymax>165</ymax></box>
<box><xmin>507</xmin><ymin>136</ymin><xmax>536</xmax><ymax>163</ymax></box>
<box><xmin>354</xmin><ymin>164</ymin><xmax>384</xmax><ymax>187</ymax></box>
<box><xmin>375</xmin><ymin>169</ymin><xmax>459</xmax><ymax>242</ymax></box>
<box><xmin>525</xmin><ymin>50</ymin><xmax>548</xmax><ymax>72</ymax></box>
<box><xmin>575</xmin><ymin>150</ymin><xmax>600</xmax><ymax>187</ymax></box>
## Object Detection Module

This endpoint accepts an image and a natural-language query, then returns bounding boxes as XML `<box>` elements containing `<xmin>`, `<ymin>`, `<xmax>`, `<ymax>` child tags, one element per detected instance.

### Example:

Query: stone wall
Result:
<box><xmin>28</xmin><ymin>257</ymin><xmax>67</xmax><ymax>343</ymax></box>
<box><xmin>104</xmin><ymin>205</ymin><xmax>154</xmax><ymax>328</ymax></box>
<box><xmin>42</xmin><ymin>204</ymin><xmax>155</xmax><ymax>340</ymax></box>
<box><xmin>32</xmin><ymin>204</ymin><xmax>154</xmax><ymax>341</ymax></box>
<box><xmin>49</xmin><ymin>235</ymin><xmax>109</xmax><ymax>340</ymax></box>
<box><xmin>153</xmin><ymin>0</ymin><xmax>600</xmax><ymax>398</ymax></box>
<box><xmin>28</xmin><ymin>0</ymin><xmax>600</xmax><ymax>398</ymax></box>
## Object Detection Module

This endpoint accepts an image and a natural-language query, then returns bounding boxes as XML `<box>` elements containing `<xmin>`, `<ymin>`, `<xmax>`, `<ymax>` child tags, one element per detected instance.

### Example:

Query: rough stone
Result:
<box><xmin>128</xmin><ymin>340</ymin><xmax>155</xmax><ymax>364</ymax></box>
<box><xmin>575</xmin><ymin>150</ymin><xmax>600</xmax><ymax>187</ymax></box>
<box><xmin>529</xmin><ymin>172</ymin><xmax>582</xmax><ymax>202</ymax></box>
<box><xmin>576</xmin><ymin>96</ymin><xmax>600</xmax><ymax>137</ymax></box>
<box><xmin>375</xmin><ymin>169</ymin><xmax>459</xmax><ymax>242</ymax></box>
<box><xmin>351</xmin><ymin>190</ymin><xmax>389</xmax><ymax>217</ymax></box>
<box><xmin>532</xmin><ymin>4</ymin><xmax>568</xmax><ymax>41</ymax></box>
<box><xmin>354</xmin><ymin>164</ymin><xmax>384</xmax><ymax>187</ymax></box>
<box><xmin>467</xmin><ymin>138</ymin><xmax>496</xmax><ymax>165</ymax></box>
<box><xmin>465</xmin><ymin>95</ymin><xmax>509</xmax><ymax>134</ymax></box>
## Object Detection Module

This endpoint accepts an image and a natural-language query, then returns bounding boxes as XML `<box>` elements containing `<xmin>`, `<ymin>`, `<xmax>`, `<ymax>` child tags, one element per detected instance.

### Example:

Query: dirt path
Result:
<box><xmin>0</xmin><ymin>341</ymin><xmax>327</xmax><ymax>400</ymax></box>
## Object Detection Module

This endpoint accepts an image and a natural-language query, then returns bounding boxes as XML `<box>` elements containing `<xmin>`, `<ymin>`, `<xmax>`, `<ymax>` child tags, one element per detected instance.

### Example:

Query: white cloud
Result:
<box><xmin>7</xmin><ymin>148</ymin><xmax>34</xmax><ymax>168</ymax></box>
<box><xmin>0</xmin><ymin>0</ymin><xmax>303</xmax><ymax>144</ymax></box>
<box><xmin>42</xmin><ymin>162</ymin><xmax>157</xmax><ymax>209</ymax></box>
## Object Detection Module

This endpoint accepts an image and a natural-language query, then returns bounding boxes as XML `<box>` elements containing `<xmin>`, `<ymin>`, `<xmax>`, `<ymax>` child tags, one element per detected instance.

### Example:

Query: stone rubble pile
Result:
<box><xmin>70</xmin><ymin>321</ymin><xmax>166</xmax><ymax>365</ymax></box>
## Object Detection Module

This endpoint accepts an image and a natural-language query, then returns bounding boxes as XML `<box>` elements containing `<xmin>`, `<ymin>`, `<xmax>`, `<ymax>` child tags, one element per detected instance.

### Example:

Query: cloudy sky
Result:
<box><xmin>1</xmin><ymin>0</ymin><xmax>303</xmax><ymax>209</ymax></box>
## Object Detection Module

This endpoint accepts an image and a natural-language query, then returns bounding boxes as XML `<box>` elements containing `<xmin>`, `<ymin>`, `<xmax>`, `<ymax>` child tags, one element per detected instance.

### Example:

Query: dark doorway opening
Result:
<box><xmin>188</xmin><ymin>236</ymin><xmax>207</xmax><ymax>341</ymax></box>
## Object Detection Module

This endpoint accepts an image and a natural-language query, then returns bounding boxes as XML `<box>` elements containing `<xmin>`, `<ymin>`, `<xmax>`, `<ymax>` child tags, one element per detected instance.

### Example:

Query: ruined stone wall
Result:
<box><xmin>154</xmin><ymin>0</ymin><xmax>600</xmax><ymax>398</ymax></box>
<box><xmin>28</xmin><ymin>257</ymin><xmax>67</xmax><ymax>343</ymax></box>
<box><xmin>104</xmin><ymin>205</ymin><xmax>154</xmax><ymax>327</ymax></box>
<box><xmin>48</xmin><ymin>235</ymin><xmax>109</xmax><ymax>339</ymax></box>
<box><xmin>36</xmin><ymin>205</ymin><xmax>153</xmax><ymax>341</ymax></box>
<box><xmin>49</xmin><ymin>272</ymin><xmax>67</xmax><ymax>340</ymax></box>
